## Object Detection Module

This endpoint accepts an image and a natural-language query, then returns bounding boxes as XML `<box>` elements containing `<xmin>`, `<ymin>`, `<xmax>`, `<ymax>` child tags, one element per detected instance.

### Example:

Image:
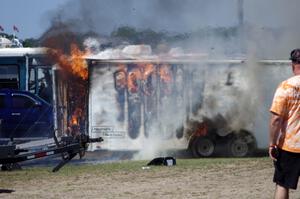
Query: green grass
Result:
<box><xmin>0</xmin><ymin>157</ymin><xmax>270</xmax><ymax>183</ymax></box>
<box><xmin>0</xmin><ymin>157</ymin><xmax>271</xmax><ymax>186</ymax></box>
<box><xmin>0</xmin><ymin>157</ymin><xmax>278</xmax><ymax>199</ymax></box>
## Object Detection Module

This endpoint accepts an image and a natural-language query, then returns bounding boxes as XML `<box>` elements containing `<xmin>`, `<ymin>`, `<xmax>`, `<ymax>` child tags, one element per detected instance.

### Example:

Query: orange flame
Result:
<box><xmin>71</xmin><ymin>116</ymin><xmax>78</xmax><ymax>125</ymax></box>
<box><xmin>117</xmin><ymin>63</ymin><xmax>174</xmax><ymax>93</ymax></box>
<box><xmin>70</xmin><ymin>108</ymin><xmax>83</xmax><ymax>126</ymax></box>
<box><xmin>115</xmin><ymin>64</ymin><xmax>127</xmax><ymax>89</ymax></box>
<box><xmin>48</xmin><ymin>43</ymin><xmax>88</xmax><ymax>80</ymax></box>
<box><xmin>141</xmin><ymin>63</ymin><xmax>155</xmax><ymax>80</ymax></box>
<box><xmin>159</xmin><ymin>64</ymin><xmax>172</xmax><ymax>83</ymax></box>
<box><xmin>127</xmin><ymin>68</ymin><xmax>142</xmax><ymax>93</ymax></box>
<box><xmin>70</xmin><ymin>44</ymin><xmax>88</xmax><ymax>80</ymax></box>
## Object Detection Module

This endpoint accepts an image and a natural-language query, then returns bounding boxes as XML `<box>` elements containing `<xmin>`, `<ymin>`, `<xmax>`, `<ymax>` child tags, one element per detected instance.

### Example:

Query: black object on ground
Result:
<box><xmin>147</xmin><ymin>157</ymin><xmax>176</xmax><ymax>166</ymax></box>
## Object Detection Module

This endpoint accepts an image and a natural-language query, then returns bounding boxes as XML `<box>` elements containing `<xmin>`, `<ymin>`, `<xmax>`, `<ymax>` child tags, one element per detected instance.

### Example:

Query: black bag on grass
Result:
<box><xmin>147</xmin><ymin>157</ymin><xmax>176</xmax><ymax>166</ymax></box>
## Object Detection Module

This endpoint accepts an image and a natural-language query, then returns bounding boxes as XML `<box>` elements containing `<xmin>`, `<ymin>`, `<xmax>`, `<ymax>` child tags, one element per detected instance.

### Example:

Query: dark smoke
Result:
<box><xmin>41</xmin><ymin>0</ymin><xmax>300</xmax><ymax>59</ymax></box>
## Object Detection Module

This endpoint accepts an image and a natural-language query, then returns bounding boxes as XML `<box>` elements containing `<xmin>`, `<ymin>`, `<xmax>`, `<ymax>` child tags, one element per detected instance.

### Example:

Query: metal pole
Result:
<box><xmin>52</xmin><ymin>67</ymin><xmax>58</xmax><ymax>136</ymax></box>
<box><xmin>25</xmin><ymin>55</ymin><xmax>29</xmax><ymax>90</ymax></box>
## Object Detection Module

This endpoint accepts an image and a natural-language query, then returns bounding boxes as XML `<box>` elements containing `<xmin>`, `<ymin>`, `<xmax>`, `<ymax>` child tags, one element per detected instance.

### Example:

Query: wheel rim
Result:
<box><xmin>230</xmin><ymin>139</ymin><xmax>248</xmax><ymax>157</ymax></box>
<box><xmin>196</xmin><ymin>138</ymin><xmax>215</xmax><ymax>157</ymax></box>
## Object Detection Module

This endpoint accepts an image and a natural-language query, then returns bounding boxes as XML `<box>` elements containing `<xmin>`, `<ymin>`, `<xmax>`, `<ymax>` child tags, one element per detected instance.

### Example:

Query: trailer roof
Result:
<box><xmin>0</xmin><ymin>47</ymin><xmax>291</xmax><ymax>65</ymax></box>
<box><xmin>87</xmin><ymin>58</ymin><xmax>290</xmax><ymax>65</ymax></box>
<box><xmin>0</xmin><ymin>47</ymin><xmax>47</xmax><ymax>58</ymax></box>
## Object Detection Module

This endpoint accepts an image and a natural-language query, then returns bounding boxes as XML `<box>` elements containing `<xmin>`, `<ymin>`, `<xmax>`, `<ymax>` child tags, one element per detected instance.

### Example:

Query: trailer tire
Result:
<box><xmin>192</xmin><ymin>136</ymin><xmax>215</xmax><ymax>157</ymax></box>
<box><xmin>227</xmin><ymin>131</ymin><xmax>256</xmax><ymax>157</ymax></box>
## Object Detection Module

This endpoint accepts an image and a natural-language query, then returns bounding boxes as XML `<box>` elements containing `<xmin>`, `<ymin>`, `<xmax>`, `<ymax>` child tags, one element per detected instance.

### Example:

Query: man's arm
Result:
<box><xmin>269</xmin><ymin>112</ymin><xmax>283</xmax><ymax>161</ymax></box>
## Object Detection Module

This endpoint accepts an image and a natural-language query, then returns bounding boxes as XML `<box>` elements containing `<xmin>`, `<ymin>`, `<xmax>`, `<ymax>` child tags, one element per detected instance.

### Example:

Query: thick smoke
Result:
<box><xmin>43</xmin><ymin>0</ymin><xmax>300</xmax><ymax>158</ymax></box>
<box><xmin>44</xmin><ymin>0</ymin><xmax>300</xmax><ymax>56</ymax></box>
<box><xmin>244</xmin><ymin>0</ymin><xmax>300</xmax><ymax>57</ymax></box>
<box><xmin>47</xmin><ymin>0</ymin><xmax>237</xmax><ymax>35</ymax></box>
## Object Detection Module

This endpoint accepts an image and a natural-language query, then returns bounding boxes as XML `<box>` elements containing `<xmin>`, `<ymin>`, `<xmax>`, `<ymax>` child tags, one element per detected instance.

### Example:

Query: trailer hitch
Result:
<box><xmin>0</xmin><ymin>132</ymin><xmax>103</xmax><ymax>172</ymax></box>
<box><xmin>52</xmin><ymin>134</ymin><xmax>103</xmax><ymax>172</ymax></box>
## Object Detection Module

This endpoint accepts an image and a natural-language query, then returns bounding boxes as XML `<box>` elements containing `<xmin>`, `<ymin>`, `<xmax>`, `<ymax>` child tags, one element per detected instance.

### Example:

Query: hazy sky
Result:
<box><xmin>0</xmin><ymin>0</ymin><xmax>299</xmax><ymax>40</ymax></box>
<box><xmin>0</xmin><ymin>0</ymin><xmax>69</xmax><ymax>39</ymax></box>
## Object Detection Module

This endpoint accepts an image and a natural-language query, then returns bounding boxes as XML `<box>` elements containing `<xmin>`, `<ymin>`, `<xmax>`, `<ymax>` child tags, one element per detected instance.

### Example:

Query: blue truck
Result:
<box><xmin>0</xmin><ymin>89</ymin><xmax>53</xmax><ymax>139</ymax></box>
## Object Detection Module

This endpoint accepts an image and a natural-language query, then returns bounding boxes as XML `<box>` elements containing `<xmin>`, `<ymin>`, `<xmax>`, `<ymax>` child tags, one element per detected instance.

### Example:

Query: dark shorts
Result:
<box><xmin>273</xmin><ymin>148</ymin><xmax>300</xmax><ymax>189</ymax></box>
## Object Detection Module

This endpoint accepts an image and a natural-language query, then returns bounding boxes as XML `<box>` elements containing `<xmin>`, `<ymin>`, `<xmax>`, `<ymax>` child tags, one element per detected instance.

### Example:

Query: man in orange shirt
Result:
<box><xmin>270</xmin><ymin>49</ymin><xmax>300</xmax><ymax>198</ymax></box>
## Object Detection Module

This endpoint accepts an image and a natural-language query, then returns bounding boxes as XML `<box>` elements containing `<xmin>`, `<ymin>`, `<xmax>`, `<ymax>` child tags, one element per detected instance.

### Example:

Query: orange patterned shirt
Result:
<box><xmin>270</xmin><ymin>75</ymin><xmax>300</xmax><ymax>152</ymax></box>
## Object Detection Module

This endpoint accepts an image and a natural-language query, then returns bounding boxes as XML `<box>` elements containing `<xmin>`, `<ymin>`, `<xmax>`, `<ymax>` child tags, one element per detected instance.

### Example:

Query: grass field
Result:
<box><xmin>1</xmin><ymin>157</ymin><xmax>300</xmax><ymax>199</ymax></box>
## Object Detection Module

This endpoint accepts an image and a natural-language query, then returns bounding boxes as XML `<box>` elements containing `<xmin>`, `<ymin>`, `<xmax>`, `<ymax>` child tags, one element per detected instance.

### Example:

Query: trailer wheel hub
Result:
<box><xmin>194</xmin><ymin>137</ymin><xmax>215</xmax><ymax>157</ymax></box>
<box><xmin>230</xmin><ymin>138</ymin><xmax>248</xmax><ymax>157</ymax></box>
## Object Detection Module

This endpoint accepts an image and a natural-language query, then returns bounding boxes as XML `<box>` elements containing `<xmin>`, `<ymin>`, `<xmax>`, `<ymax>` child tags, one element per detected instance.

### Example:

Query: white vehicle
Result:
<box><xmin>0</xmin><ymin>37</ymin><xmax>23</xmax><ymax>48</ymax></box>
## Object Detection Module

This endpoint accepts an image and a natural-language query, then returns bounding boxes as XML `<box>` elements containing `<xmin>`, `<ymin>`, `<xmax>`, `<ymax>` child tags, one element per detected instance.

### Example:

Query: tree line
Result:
<box><xmin>1</xmin><ymin>26</ymin><xmax>240</xmax><ymax>49</ymax></box>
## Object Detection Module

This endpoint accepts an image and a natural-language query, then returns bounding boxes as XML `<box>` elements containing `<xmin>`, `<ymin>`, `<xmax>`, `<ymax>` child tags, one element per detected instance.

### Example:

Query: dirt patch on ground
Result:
<box><xmin>1</xmin><ymin>158</ymin><xmax>300</xmax><ymax>199</ymax></box>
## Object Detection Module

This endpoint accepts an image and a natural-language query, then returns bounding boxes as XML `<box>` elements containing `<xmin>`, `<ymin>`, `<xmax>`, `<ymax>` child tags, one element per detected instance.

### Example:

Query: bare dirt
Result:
<box><xmin>1</xmin><ymin>158</ymin><xmax>300</xmax><ymax>199</ymax></box>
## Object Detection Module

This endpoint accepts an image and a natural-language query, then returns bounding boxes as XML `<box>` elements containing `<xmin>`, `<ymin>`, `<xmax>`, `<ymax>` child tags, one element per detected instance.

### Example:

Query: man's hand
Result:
<box><xmin>269</xmin><ymin>146</ymin><xmax>278</xmax><ymax>161</ymax></box>
<box><xmin>269</xmin><ymin>112</ymin><xmax>282</xmax><ymax>161</ymax></box>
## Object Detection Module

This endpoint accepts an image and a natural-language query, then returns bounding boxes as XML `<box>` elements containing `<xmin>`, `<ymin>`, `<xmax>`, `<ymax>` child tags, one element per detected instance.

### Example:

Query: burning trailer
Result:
<box><xmin>85</xmin><ymin>51</ymin><xmax>291</xmax><ymax>158</ymax></box>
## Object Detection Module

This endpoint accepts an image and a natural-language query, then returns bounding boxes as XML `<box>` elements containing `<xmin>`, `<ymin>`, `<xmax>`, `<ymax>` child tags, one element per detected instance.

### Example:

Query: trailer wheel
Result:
<box><xmin>228</xmin><ymin>137</ymin><xmax>249</xmax><ymax>157</ymax></box>
<box><xmin>192</xmin><ymin>137</ymin><xmax>215</xmax><ymax>157</ymax></box>
<box><xmin>228</xmin><ymin>131</ymin><xmax>256</xmax><ymax>157</ymax></box>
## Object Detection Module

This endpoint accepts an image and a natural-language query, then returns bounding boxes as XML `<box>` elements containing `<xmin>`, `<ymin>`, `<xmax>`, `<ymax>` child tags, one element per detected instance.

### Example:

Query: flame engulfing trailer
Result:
<box><xmin>87</xmin><ymin>58</ymin><xmax>291</xmax><ymax>157</ymax></box>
